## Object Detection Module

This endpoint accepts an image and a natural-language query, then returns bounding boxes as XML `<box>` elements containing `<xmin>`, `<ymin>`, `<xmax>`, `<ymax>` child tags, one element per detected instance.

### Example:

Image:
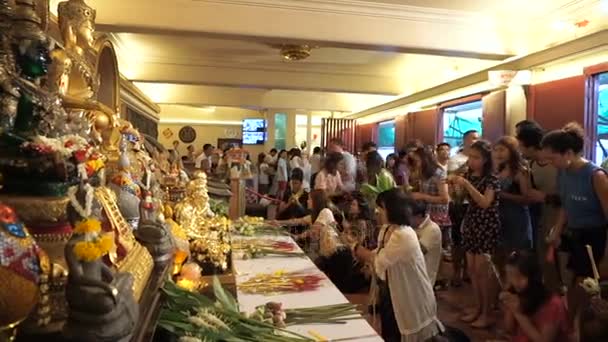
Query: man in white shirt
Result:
<box><xmin>310</xmin><ymin>146</ymin><xmax>322</xmax><ymax>175</ymax></box>
<box><xmin>447</xmin><ymin>129</ymin><xmax>478</xmax><ymax>173</ymax></box>
<box><xmin>410</xmin><ymin>200</ymin><xmax>442</xmax><ymax>286</ymax></box>
<box><xmin>194</xmin><ymin>143</ymin><xmax>215</xmax><ymax>172</ymax></box>
<box><xmin>328</xmin><ymin>138</ymin><xmax>356</xmax><ymax>192</ymax></box>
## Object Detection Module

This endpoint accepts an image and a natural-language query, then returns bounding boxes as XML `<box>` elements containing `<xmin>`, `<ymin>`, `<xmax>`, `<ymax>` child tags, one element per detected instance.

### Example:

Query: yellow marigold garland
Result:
<box><xmin>73</xmin><ymin>218</ymin><xmax>102</xmax><ymax>234</ymax></box>
<box><xmin>73</xmin><ymin>233</ymin><xmax>113</xmax><ymax>262</ymax></box>
<box><xmin>72</xmin><ymin>218</ymin><xmax>113</xmax><ymax>262</ymax></box>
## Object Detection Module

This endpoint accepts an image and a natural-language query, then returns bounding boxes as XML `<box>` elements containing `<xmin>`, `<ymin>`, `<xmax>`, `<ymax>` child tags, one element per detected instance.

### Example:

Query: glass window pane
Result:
<box><xmin>311</xmin><ymin>127</ymin><xmax>322</xmax><ymax>150</ymax></box>
<box><xmin>275</xmin><ymin>113</ymin><xmax>287</xmax><ymax>150</ymax></box>
<box><xmin>311</xmin><ymin>116</ymin><xmax>323</xmax><ymax>126</ymax></box>
<box><xmin>378</xmin><ymin>120</ymin><xmax>395</xmax><ymax>147</ymax></box>
<box><xmin>296</xmin><ymin>114</ymin><xmax>308</xmax><ymax>126</ymax></box>
<box><xmin>442</xmin><ymin>101</ymin><xmax>483</xmax><ymax>155</ymax></box>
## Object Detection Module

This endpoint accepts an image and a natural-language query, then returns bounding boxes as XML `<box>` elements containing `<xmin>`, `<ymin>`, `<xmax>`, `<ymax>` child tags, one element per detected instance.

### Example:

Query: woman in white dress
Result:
<box><xmin>354</xmin><ymin>188</ymin><xmax>444</xmax><ymax>342</ymax></box>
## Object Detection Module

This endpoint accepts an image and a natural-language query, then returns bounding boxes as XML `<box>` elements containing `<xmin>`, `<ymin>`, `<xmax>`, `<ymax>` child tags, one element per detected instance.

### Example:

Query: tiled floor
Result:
<box><xmin>345</xmin><ymin>283</ymin><xmax>505</xmax><ymax>342</ymax></box>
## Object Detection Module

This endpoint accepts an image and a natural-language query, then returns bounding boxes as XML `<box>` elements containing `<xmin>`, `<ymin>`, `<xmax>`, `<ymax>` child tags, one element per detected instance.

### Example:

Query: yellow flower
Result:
<box><xmin>73</xmin><ymin>241</ymin><xmax>101</xmax><ymax>262</ymax></box>
<box><xmin>72</xmin><ymin>233</ymin><xmax>113</xmax><ymax>262</ymax></box>
<box><xmin>97</xmin><ymin>233</ymin><xmax>114</xmax><ymax>253</ymax></box>
<box><xmin>73</xmin><ymin>218</ymin><xmax>102</xmax><ymax>234</ymax></box>
<box><xmin>86</xmin><ymin>158</ymin><xmax>105</xmax><ymax>172</ymax></box>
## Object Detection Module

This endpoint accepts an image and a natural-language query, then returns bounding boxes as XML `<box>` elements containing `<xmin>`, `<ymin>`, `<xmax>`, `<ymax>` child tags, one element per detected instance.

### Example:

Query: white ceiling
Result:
<box><xmin>49</xmin><ymin>0</ymin><xmax>607</xmax><ymax>115</ymax></box>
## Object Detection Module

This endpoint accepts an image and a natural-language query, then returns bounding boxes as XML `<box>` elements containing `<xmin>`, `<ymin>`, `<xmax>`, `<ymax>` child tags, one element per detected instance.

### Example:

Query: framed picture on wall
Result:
<box><xmin>217</xmin><ymin>139</ymin><xmax>242</xmax><ymax>151</ymax></box>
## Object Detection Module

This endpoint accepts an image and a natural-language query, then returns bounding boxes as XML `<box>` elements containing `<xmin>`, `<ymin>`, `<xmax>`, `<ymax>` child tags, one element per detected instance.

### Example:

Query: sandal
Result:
<box><xmin>470</xmin><ymin>317</ymin><xmax>493</xmax><ymax>329</ymax></box>
<box><xmin>460</xmin><ymin>311</ymin><xmax>479</xmax><ymax>323</ymax></box>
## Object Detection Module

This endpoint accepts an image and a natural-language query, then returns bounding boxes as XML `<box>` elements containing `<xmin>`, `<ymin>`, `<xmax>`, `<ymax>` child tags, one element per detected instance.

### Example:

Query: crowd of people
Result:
<box><xmin>181</xmin><ymin>119</ymin><xmax>608</xmax><ymax>342</ymax></box>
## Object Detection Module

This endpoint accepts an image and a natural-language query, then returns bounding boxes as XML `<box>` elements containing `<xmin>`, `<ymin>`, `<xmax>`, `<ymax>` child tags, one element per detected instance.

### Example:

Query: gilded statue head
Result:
<box><xmin>57</xmin><ymin>0</ymin><xmax>96</xmax><ymax>55</ymax></box>
<box><xmin>185</xmin><ymin>172</ymin><xmax>208</xmax><ymax>199</ymax></box>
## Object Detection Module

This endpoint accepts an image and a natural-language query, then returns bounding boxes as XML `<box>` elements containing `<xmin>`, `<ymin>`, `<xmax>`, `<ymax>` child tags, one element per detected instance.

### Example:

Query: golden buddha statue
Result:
<box><xmin>162</xmin><ymin>204</ymin><xmax>189</xmax><ymax>275</ymax></box>
<box><xmin>174</xmin><ymin>171</ymin><xmax>215</xmax><ymax>238</ymax></box>
<box><xmin>57</xmin><ymin>0</ymin><xmax>96</xmax><ymax>58</ymax></box>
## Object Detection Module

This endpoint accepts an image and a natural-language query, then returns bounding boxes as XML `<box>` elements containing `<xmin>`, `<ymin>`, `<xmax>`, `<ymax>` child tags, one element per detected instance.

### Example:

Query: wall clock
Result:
<box><xmin>224</xmin><ymin>128</ymin><xmax>238</xmax><ymax>138</ymax></box>
<box><xmin>179</xmin><ymin>126</ymin><xmax>197</xmax><ymax>143</ymax></box>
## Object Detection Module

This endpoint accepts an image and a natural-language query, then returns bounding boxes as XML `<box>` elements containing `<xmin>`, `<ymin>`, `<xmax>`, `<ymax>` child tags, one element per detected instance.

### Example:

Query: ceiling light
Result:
<box><xmin>280</xmin><ymin>45</ymin><xmax>312</xmax><ymax>61</ymax></box>
<box><xmin>198</xmin><ymin>106</ymin><xmax>216</xmax><ymax>113</ymax></box>
<box><xmin>551</xmin><ymin>21</ymin><xmax>569</xmax><ymax>31</ymax></box>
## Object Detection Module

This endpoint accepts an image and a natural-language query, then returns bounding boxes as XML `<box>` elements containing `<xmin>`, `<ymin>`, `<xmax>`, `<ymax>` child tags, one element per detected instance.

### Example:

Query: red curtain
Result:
<box><xmin>321</xmin><ymin>118</ymin><xmax>356</xmax><ymax>153</ymax></box>
<box><xmin>355</xmin><ymin>123</ymin><xmax>378</xmax><ymax>152</ymax></box>
<box><xmin>527</xmin><ymin>75</ymin><xmax>586</xmax><ymax>131</ymax></box>
<box><xmin>482</xmin><ymin>90</ymin><xmax>506</xmax><ymax>142</ymax></box>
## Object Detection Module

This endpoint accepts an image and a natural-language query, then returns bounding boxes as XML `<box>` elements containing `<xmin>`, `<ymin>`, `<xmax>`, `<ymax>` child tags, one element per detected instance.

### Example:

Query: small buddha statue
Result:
<box><xmin>63</xmin><ymin>218</ymin><xmax>138</xmax><ymax>342</ymax></box>
<box><xmin>109</xmin><ymin>141</ymin><xmax>141</xmax><ymax>230</ymax></box>
<box><xmin>162</xmin><ymin>205</ymin><xmax>189</xmax><ymax>275</ymax></box>
<box><xmin>174</xmin><ymin>171</ymin><xmax>215</xmax><ymax>237</ymax></box>
<box><xmin>134</xmin><ymin>196</ymin><xmax>174</xmax><ymax>266</ymax></box>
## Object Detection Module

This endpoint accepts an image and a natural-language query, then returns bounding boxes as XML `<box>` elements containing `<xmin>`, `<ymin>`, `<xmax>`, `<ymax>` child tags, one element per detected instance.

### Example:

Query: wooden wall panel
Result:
<box><xmin>527</xmin><ymin>75</ymin><xmax>586</xmax><ymax>131</ymax></box>
<box><xmin>482</xmin><ymin>90</ymin><xmax>506</xmax><ymax>142</ymax></box>
<box><xmin>355</xmin><ymin>123</ymin><xmax>378</xmax><ymax>152</ymax></box>
<box><xmin>321</xmin><ymin>118</ymin><xmax>356</xmax><ymax>152</ymax></box>
<box><xmin>394</xmin><ymin>115</ymin><xmax>408</xmax><ymax>152</ymax></box>
<box><xmin>409</xmin><ymin>109</ymin><xmax>440</xmax><ymax>146</ymax></box>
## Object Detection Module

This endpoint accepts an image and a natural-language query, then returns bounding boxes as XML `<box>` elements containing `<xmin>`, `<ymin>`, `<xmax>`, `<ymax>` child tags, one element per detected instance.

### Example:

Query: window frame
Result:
<box><xmin>584</xmin><ymin>62</ymin><xmax>608</xmax><ymax>162</ymax></box>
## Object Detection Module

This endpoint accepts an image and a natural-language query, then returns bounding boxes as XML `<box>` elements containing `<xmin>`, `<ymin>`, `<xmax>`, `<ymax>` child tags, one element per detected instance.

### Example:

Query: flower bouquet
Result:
<box><xmin>239</xmin><ymin>244</ymin><xmax>306</xmax><ymax>260</ymax></box>
<box><xmin>252</xmin><ymin>302</ymin><xmax>362</xmax><ymax>328</ymax></box>
<box><xmin>238</xmin><ymin>271</ymin><xmax>325</xmax><ymax>294</ymax></box>
<box><xmin>232</xmin><ymin>216</ymin><xmax>286</xmax><ymax>236</ymax></box>
<box><xmin>160</xmin><ymin>278</ymin><xmax>313</xmax><ymax>342</ymax></box>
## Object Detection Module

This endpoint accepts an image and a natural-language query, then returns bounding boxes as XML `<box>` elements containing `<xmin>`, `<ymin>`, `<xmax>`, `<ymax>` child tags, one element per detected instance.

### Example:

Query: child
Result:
<box><xmin>500</xmin><ymin>250</ymin><xmax>569</xmax><ymax>342</ymax></box>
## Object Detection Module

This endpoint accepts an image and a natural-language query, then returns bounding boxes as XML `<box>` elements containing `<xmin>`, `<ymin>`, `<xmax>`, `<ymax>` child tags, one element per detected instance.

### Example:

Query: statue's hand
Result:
<box><xmin>0</xmin><ymin>78</ymin><xmax>19</xmax><ymax>97</ymax></box>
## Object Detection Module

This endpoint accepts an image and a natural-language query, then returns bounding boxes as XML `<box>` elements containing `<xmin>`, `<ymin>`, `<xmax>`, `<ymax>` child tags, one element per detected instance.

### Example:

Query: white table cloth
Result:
<box><xmin>232</xmin><ymin>235</ymin><xmax>383</xmax><ymax>342</ymax></box>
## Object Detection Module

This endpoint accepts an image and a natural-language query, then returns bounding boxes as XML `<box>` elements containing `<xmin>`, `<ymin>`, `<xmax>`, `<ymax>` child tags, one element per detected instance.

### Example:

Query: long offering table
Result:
<box><xmin>232</xmin><ymin>235</ymin><xmax>383</xmax><ymax>342</ymax></box>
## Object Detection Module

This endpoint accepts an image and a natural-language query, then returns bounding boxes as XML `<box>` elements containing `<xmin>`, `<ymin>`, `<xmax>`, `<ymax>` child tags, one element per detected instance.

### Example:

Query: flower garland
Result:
<box><xmin>67</xmin><ymin>183</ymin><xmax>94</xmax><ymax>219</ymax></box>
<box><xmin>72</xmin><ymin>218</ymin><xmax>114</xmax><ymax>262</ymax></box>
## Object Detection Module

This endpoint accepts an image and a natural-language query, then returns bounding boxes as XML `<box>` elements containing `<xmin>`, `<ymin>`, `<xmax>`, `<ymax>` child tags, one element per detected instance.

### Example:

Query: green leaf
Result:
<box><xmin>360</xmin><ymin>183</ymin><xmax>379</xmax><ymax>197</ymax></box>
<box><xmin>213</xmin><ymin>276</ymin><xmax>239</xmax><ymax>312</ymax></box>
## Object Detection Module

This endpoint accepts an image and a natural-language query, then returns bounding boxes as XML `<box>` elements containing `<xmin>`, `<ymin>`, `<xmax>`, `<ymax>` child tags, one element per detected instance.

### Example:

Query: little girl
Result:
<box><xmin>500</xmin><ymin>250</ymin><xmax>569</xmax><ymax>342</ymax></box>
<box><xmin>449</xmin><ymin>140</ymin><xmax>500</xmax><ymax>329</ymax></box>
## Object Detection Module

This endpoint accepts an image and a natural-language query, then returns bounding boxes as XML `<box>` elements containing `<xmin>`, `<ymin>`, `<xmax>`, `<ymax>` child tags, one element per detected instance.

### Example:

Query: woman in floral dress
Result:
<box><xmin>448</xmin><ymin>140</ymin><xmax>500</xmax><ymax>329</ymax></box>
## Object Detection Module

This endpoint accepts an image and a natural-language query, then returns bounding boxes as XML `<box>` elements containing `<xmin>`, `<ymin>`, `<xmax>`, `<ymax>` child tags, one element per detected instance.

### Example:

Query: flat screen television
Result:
<box><xmin>242</xmin><ymin>118</ymin><xmax>266</xmax><ymax>145</ymax></box>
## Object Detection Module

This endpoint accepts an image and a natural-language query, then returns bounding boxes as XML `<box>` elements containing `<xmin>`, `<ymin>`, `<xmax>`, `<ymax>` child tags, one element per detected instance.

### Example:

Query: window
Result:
<box><xmin>274</xmin><ymin>113</ymin><xmax>287</xmax><ymax>150</ymax></box>
<box><xmin>594</xmin><ymin>72</ymin><xmax>608</xmax><ymax>164</ymax></box>
<box><xmin>295</xmin><ymin>114</ymin><xmax>308</xmax><ymax>150</ymax></box>
<box><xmin>377</xmin><ymin>120</ymin><xmax>395</xmax><ymax>159</ymax></box>
<box><xmin>442</xmin><ymin>101</ymin><xmax>483</xmax><ymax>155</ymax></box>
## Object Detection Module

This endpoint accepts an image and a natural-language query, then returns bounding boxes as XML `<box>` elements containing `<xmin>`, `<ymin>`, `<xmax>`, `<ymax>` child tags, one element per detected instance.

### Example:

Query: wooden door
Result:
<box><xmin>482</xmin><ymin>90</ymin><xmax>506</xmax><ymax>142</ymax></box>
<box><xmin>409</xmin><ymin>108</ymin><xmax>440</xmax><ymax>146</ymax></box>
<box><xmin>527</xmin><ymin>75</ymin><xmax>585</xmax><ymax>131</ymax></box>
<box><xmin>394</xmin><ymin>114</ymin><xmax>408</xmax><ymax>151</ymax></box>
